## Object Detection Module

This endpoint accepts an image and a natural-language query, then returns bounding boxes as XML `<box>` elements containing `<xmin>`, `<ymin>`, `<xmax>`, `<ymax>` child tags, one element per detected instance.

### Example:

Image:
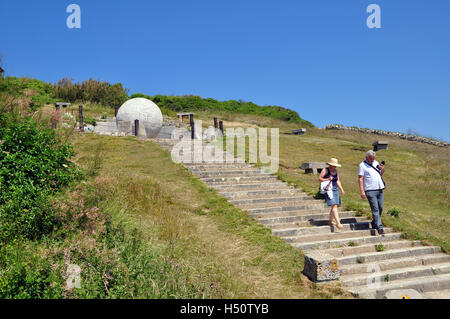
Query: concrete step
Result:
<box><xmin>336</xmin><ymin>246</ymin><xmax>442</xmax><ymax>266</ymax></box>
<box><xmin>251</xmin><ymin>209</ymin><xmax>352</xmax><ymax>220</ymax></box>
<box><xmin>340</xmin><ymin>253</ymin><xmax>450</xmax><ymax>276</ymax></box>
<box><xmin>317</xmin><ymin>240</ymin><xmax>422</xmax><ymax>258</ymax></box>
<box><xmin>341</xmin><ymin>262</ymin><xmax>450</xmax><ymax>288</ymax></box>
<box><xmin>285</xmin><ymin>228</ymin><xmax>396</xmax><ymax>245</ymax></box>
<box><xmin>189</xmin><ymin>167</ymin><xmax>262</xmax><ymax>174</ymax></box>
<box><xmin>272</xmin><ymin>222</ymin><xmax>374</xmax><ymax>237</ymax></box>
<box><xmin>267</xmin><ymin>216</ymin><xmax>369</xmax><ymax>229</ymax></box>
<box><xmin>195</xmin><ymin>170</ymin><xmax>271</xmax><ymax>177</ymax></box>
<box><xmin>422</xmin><ymin>289</ymin><xmax>450</xmax><ymax>299</ymax></box>
<box><xmin>245</xmin><ymin>202</ymin><xmax>328</xmax><ymax>213</ymax></box>
<box><xmin>220</xmin><ymin>188</ymin><xmax>306</xmax><ymax>199</ymax></box>
<box><xmin>347</xmin><ymin>273</ymin><xmax>450</xmax><ymax>299</ymax></box>
<box><xmin>293</xmin><ymin>232</ymin><xmax>403</xmax><ymax>250</ymax></box>
<box><xmin>184</xmin><ymin>163</ymin><xmax>254</xmax><ymax>170</ymax></box>
<box><xmin>202</xmin><ymin>176</ymin><xmax>279</xmax><ymax>184</ymax></box>
<box><xmin>231</xmin><ymin>195</ymin><xmax>314</xmax><ymax>206</ymax></box>
<box><xmin>213</xmin><ymin>182</ymin><xmax>291</xmax><ymax>191</ymax></box>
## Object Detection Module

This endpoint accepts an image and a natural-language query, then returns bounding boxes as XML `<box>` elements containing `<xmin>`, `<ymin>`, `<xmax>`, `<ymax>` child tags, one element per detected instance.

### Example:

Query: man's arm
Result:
<box><xmin>359</xmin><ymin>175</ymin><xmax>366</xmax><ymax>199</ymax></box>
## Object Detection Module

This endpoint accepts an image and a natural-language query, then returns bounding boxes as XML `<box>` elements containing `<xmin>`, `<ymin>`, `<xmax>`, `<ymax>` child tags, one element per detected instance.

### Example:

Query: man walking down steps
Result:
<box><xmin>359</xmin><ymin>150</ymin><xmax>386</xmax><ymax>235</ymax></box>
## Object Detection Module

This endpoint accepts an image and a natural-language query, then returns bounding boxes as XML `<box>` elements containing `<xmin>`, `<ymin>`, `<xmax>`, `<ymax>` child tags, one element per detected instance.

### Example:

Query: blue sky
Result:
<box><xmin>1</xmin><ymin>0</ymin><xmax>449</xmax><ymax>141</ymax></box>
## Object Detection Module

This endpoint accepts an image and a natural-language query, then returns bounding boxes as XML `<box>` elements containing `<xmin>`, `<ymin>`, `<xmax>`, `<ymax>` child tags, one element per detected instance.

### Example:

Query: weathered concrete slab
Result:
<box><xmin>303</xmin><ymin>251</ymin><xmax>340</xmax><ymax>282</ymax></box>
<box><xmin>300</xmin><ymin>162</ymin><xmax>327</xmax><ymax>174</ymax></box>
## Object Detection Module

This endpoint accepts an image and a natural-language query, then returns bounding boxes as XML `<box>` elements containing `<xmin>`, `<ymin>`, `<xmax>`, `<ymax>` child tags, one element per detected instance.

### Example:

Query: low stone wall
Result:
<box><xmin>325</xmin><ymin>124</ymin><xmax>449</xmax><ymax>147</ymax></box>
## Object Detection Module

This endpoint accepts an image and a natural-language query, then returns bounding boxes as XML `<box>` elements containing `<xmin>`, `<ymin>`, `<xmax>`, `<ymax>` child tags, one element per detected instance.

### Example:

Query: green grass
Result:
<box><xmin>66</xmin><ymin>134</ymin><xmax>351</xmax><ymax>299</ymax></box>
<box><xmin>212</xmin><ymin>115</ymin><xmax>450</xmax><ymax>253</ymax></box>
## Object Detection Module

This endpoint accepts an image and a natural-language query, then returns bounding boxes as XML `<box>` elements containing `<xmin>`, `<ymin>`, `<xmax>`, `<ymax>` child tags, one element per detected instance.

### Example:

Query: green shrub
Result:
<box><xmin>0</xmin><ymin>243</ymin><xmax>64</xmax><ymax>299</ymax></box>
<box><xmin>375</xmin><ymin>244</ymin><xmax>385</xmax><ymax>252</ymax></box>
<box><xmin>130</xmin><ymin>93</ymin><xmax>314</xmax><ymax>126</ymax></box>
<box><xmin>388</xmin><ymin>207</ymin><xmax>402</xmax><ymax>218</ymax></box>
<box><xmin>0</xmin><ymin>118</ymin><xmax>80</xmax><ymax>241</ymax></box>
<box><xmin>54</xmin><ymin>77</ymin><xmax>129</xmax><ymax>107</ymax></box>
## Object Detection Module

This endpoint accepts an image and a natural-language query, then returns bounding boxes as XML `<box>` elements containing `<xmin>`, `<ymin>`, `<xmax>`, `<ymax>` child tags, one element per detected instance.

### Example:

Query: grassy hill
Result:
<box><xmin>192</xmin><ymin>112</ymin><xmax>449</xmax><ymax>252</ymax></box>
<box><xmin>0</xmin><ymin>75</ymin><xmax>448</xmax><ymax>298</ymax></box>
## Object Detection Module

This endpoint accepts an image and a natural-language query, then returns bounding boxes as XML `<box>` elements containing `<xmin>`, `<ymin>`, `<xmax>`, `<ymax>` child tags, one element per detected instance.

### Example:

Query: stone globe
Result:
<box><xmin>116</xmin><ymin>98</ymin><xmax>163</xmax><ymax>138</ymax></box>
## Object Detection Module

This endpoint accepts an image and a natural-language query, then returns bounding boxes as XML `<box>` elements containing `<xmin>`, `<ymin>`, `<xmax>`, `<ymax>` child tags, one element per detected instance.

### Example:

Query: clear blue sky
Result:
<box><xmin>1</xmin><ymin>0</ymin><xmax>449</xmax><ymax>141</ymax></box>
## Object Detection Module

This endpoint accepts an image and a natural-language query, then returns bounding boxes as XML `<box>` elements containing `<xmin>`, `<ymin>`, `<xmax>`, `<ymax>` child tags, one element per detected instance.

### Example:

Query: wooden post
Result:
<box><xmin>134</xmin><ymin>120</ymin><xmax>139</xmax><ymax>137</ymax></box>
<box><xmin>190</xmin><ymin>114</ymin><xmax>195</xmax><ymax>140</ymax></box>
<box><xmin>79</xmin><ymin>105</ymin><xmax>84</xmax><ymax>132</ymax></box>
<box><xmin>219</xmin><ymin>120</ymin><xmax>223</xmax><ymax>135</ymax></box>
<box><xmin>214</xmin><ymin>117</ymin><xmax>218</xmax><ymax>129</ymax></box>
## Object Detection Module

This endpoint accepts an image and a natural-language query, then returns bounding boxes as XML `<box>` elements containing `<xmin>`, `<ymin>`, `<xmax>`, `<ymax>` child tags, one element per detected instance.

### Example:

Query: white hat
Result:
<box><xmin>327</xmin><ymin>158</ymin><xmax>342</xmax><ymax>167</ymax></box>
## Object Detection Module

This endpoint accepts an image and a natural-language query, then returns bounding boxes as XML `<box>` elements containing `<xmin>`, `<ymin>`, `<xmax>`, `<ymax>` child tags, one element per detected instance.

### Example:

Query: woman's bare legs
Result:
<box><xmin>329</xmin><ymin>205</ymin><xmax>337</xmax><ymax>226</ymax></box>
<box><xmin>330</xmin><ymin>205</ymin><xmax>343</xmax><ymax>229</ymax></box>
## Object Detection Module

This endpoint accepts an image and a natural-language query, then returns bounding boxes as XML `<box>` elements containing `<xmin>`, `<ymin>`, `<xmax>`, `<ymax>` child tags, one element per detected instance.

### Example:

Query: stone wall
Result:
<box><xmin>325</xmin><ymin>124</ymin><xmax>449</xmax><ymax>147</ymax></box>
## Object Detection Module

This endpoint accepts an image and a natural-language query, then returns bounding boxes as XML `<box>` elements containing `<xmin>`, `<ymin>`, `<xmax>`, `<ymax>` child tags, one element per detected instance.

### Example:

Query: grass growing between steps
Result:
<box><xmin>68</xmin><ymin>133</ymin><xmax>351</xmax><ymax>299</ymax></box>
<box><xmin>202</xmin><ymin>115</ymin><xmax>450</xmax><ymax>253</ymax></box>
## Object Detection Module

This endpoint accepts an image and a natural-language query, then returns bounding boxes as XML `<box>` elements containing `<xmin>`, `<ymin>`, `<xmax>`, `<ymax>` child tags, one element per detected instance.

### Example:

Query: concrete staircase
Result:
<box><xmin>153</xmin><ymin>138</ymin><xmax>450</xmax><ymax>299</ymax></box>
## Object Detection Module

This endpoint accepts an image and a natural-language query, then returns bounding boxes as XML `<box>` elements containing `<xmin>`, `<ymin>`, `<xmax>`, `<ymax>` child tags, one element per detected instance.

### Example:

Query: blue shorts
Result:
<box><xmin>325</xmin><ymin>186</ymin><xmax>341</xmax><ymax>206</ymax></box>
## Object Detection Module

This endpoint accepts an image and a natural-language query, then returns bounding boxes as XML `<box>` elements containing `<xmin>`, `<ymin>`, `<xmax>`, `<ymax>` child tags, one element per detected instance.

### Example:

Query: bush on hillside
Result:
<box><xmin>54</xmin><ymin>77</ymin><xmax>129</xmax><ymax>107</ymax></box>
<box><xmin>0</xmin><ymin>118</ymin><xmax>80</xmax><ymax>241</ymax></box>
<box><xmin>0</xmin><ymin>77</ymin><xmax>55</xmax><ymax>109</ymax></box>
<box><xmin>130</xmin><ymin>93</ymin><xmax>314</xmax><ymax>127</ymax></box>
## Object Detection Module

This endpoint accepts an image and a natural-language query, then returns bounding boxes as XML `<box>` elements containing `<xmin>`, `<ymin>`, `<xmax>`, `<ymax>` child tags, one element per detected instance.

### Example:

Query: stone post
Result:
<box><xmin>190</xmin><ymin>114</ymin><xmax>195</xmax><ymax>140</ymax></box>
<box><xmin>219</xmin><ymin>120</ymin><xmax>224</xmax><ymax>135</ymax></box>
<box><xmin>134</xmin><ymin>119</ymin><xmax>139</xmax><ymax>137</ymax></box>
<box><xmin>78</xmin><ymin>105</ymin><xmax>84</xmax><ymax>132</ymax></box>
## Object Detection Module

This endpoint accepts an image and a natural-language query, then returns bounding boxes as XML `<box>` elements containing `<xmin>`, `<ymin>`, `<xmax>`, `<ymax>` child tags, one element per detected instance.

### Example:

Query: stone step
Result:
<box><xmin>347</xmin><ymin>273</ymin><xmax>450</xmax><ymax>299</ymax></box>
<box><xmin>251</xmin><ymin>209</ymin><xmax>352</xmax><ymax>221</ymax></box>
<box><xmin>272</xmin><ymin>222</ymin><xmax>374</xmax><ymax>237</ymax></box>
<box><xmin>293</xmin><ymin>232</ymin><xmax>403</xmax><ymax>250</ymax></box>
<box><xmin>341</xmin><ymin>262</ymin><xmax>450</xmax><ymax>288</ymax></box>
<box><xmin>284</xmin><ymin>228</ymin><xmax>395</xmax><ymax>244</ymax></box>
<box><xmin>184</xmin><ymin>163</ymin><xmax>254</xmax><ymax>169</ymax></box>
<box><xmin>336</xmin><ymin>246</ymin><xmax>442</xmax><ymax>266</ymax></box>
<box><xmin>189</xmin><ymin>167</ymin><xmax>262</xmax><ymax>174</ymax></box>
<box><xmin>231</xmin><ymin>195</ymin><xmax>314</xmax><ymax>206</ymax></box>
<box><xmin>213</xmin><ymin>182</ymin><xmax>291</xmax><ymax>191</ymax></box>
<box><xmin>340</xmin><ymin>253</ymin><xmax>450</xmax><ymax>276</ymax></box>
<box><xmin>245</xmin><ymin>202</ymin><xmax>328</xmax><ymax>213</ymax></box>
<box><xmin>219</xmin><ymin>188</ymin><xmax>306</xmax><ymax>199</ymax></box>
<box><xmin>202</xmin><ymin>176</ymin><xmax>279</xmax><ymax>184</ymax></box>
<box><xmin>285</xmin><ymin>228</ymin><xmax>396</xmax><ymax>245</ymax></box>
<box><xmin>195</xmin><ymin>170</ymin><xmax>270</xmax><ymax>177</ymax></box>
<box><xmin>267</xmin><ymin>216</ymin><xmax>369</xmax><ymax>229</ymax></box>
<box><xmin>317</xmin><ymin>240</ymin><xmax>422</xmax><ymax>258</ymax></box>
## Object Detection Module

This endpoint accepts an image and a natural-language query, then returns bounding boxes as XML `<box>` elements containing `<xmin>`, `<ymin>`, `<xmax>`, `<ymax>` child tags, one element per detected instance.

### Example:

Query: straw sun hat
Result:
<box><xmin>327</xmin><ymin>158</ymin><xmax>341</xmax><ymax>167</ymax></box>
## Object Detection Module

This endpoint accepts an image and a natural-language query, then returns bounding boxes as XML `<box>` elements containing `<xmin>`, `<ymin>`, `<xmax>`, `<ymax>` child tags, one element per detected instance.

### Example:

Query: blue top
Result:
<box><xmin>323</xmin><ymin>167</ymin><xmax>339</xmax><ymax>187</ymax></box>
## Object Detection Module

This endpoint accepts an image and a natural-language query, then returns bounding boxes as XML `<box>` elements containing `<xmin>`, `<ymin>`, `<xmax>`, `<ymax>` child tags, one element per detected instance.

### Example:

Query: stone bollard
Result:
<box><xmin>219</xmin><ymin>120</ymin><xmax>224</xmax><ymax>136</ymax></box>
<box><xmin>134</xmin><ymin>119</ymin><xmax>139</xmax><ymax>137</ymax></box>
<box><xmin>190</xmin><ymin>114</ymin><xmax>195</xmax><ymax>140</ymax></box>
<box><xmin>303</xmin><ymin>251</ymin><xmax>340</xmax><ymax>282</ymax></box>
<box><xmin>78</xmin><ymin>105</ymin><xmax>84</xmax><ymax>132</ymax></box>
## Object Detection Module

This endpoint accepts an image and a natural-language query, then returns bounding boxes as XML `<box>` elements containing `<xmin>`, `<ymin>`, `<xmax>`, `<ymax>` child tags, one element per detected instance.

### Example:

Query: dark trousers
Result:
<box><xmin>366</xmin><ymin>189</ymin><xmax>384</xmax><ymax>229</ymax></box>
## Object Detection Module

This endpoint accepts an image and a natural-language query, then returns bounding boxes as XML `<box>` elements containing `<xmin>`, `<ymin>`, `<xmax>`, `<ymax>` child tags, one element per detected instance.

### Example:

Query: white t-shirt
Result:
<box><xmin>358</xmin><ymin>160</ymin><xmax>385</xmax><ymax>191</ymax></box>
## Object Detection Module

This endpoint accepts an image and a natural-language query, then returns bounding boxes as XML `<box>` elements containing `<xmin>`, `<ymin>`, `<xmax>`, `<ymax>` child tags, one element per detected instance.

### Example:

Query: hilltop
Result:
<box><xmin>0</xmin><ymin>75</ymin><xmax>448</xmax><ymax>298</ymax></box>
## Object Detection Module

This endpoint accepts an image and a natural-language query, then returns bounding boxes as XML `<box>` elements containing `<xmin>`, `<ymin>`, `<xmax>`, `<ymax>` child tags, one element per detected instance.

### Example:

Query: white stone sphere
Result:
<box><xmin>116</xmin><ymin>98</ymin><xmax>163</xmax><ymax>138</ymax></box>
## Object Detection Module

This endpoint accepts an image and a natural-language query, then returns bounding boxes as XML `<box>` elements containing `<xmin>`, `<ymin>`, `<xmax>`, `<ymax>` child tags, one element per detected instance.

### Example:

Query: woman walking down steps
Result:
<box><xmin>319</xmin><ymin>158</ymin><xmax>345</xmax><ymax>229</ymax></box>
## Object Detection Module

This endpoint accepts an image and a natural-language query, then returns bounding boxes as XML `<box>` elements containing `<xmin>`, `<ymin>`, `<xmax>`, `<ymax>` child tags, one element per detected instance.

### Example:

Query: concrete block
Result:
<box><xmin>303</xmin><ymin>251</ymin><xmax>340</xmax><ymax>282</ymax></box>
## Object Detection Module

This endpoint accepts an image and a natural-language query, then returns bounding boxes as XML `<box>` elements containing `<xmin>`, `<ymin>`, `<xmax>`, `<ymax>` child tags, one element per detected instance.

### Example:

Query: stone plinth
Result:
<box><xmin>292</xmin><ymin>128</ymin><xmax>306</xmax><ymax>135</ymax></box>
<box><xmin>373</xmin><ymin>141</ymin><xmax>389</xmax><ymax>151</ymax></box>
<box><xmin>303</xmin><ymin>251</ymin><xmax>340</xmax><ymax>282</ymax></box>
<box><xmin>300</xmin><ymin>162</ymin><xmax>327</xmax><ymax>174</ymax></box>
